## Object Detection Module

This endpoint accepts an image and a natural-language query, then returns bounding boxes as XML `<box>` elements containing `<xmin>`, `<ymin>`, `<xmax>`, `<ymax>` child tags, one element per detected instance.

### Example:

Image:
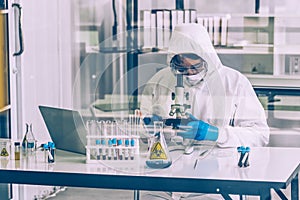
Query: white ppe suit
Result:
<box><xmin>140</xmin><ymin>23</ymin><xmax>270</xmax><ymax>148</ymax></box>
<box><xmin>140</xmin><ymin>23</ymin><xmax>270</xmax><ymax>200</ymax></box>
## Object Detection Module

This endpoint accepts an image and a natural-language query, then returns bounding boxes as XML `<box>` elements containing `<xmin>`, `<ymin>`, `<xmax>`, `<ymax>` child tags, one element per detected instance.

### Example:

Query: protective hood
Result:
<box><xmin>168</xmin><ymin>24</ymin><xmax>226</xmax><ymax>126</ymax></box>
<box><xmin>167</xmin><ymin>23</ymin><xmax>223</xmax><ymax>79</ymax></box>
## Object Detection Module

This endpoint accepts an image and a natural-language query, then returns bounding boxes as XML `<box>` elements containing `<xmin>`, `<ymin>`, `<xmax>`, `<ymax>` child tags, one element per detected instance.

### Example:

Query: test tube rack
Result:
<box><xmin>85</xmin><ymin>135</ymin><xmax>140</xmax><ymax>164</ymax></box>
<box><xmin>85</xmin><ymin>118</ymin><xmax>141</xmax><ymax>164</ymax></box>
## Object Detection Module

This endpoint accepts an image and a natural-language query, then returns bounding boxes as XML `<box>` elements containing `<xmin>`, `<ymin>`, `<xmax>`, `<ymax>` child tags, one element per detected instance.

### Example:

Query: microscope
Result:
<box><xmin>164</xmin><ymin>53</ymin><xmax>208</xmax><ymax>129</ymax></box>
<box><xmin>164</xmin><ymin>71</ymin><xmax>191</xmax><ymax>129</ymax></box>
<box><xmin>164</xmin><ymin>59</ymin><xmax>191</xmax><ymax>129</ymax></box>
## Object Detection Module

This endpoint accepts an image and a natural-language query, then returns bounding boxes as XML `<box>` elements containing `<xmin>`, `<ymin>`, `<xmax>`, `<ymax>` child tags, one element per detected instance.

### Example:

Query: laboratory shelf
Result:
<box><xmin>246</xmin><ymin>74</ymin><xmax>300</xmax><ymax>88</ymax></box>
<box><xmin>274</xmin><ymin>45</ymin><xmax>300</xmax><ymax>54</ymax></box>
<box><xmin>216</xmin><ymin>44</ymin><xmax>274</xmax><ymax>55</ymax></box>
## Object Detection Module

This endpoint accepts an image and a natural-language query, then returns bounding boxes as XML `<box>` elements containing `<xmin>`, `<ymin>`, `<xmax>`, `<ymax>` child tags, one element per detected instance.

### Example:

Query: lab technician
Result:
<box><xmin>140</xmin><ymin>23</ymin><xmax>269</xmax><ymax>148</ymax></box>
<box><xmin>140</xmin><ymin>23</ymin><xmax>270</xmax><ymax>200</ymax></box>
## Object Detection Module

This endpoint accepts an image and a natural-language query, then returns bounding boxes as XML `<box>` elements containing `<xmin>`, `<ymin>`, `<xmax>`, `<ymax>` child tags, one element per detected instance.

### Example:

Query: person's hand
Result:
<box><xmin>177</xmin><ymin>113</ymin><xmax>219</xmax><ymax>141</ymax></box>
<box><xmin>143</xmin><ymin>114</ymin><xmax>162</xmax><ymax>125</ymax></box>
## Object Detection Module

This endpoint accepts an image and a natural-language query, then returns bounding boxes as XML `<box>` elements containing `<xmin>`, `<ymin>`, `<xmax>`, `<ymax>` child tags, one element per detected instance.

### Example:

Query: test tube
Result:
<box><xmin>134</xmin><ymin>109</ymin><xmax>141</xmax><ymax>135</ymax></box>
<box><xmin>100</xmin><ymin>120</ymin><xmax>107</xmax><ymax>160</ymax></box>
<box><xmin>110</xmin><ymin>121</ymin><xmax>116</xmax><ymax>146</ymax></box>
<box><xmin>102</xmin><ymin>120</ymin><xmax>108</xmax><ymax>136</ymax></box>
<box><xmin>130</xmin><ymin>138</ymin><xmax>135</xmax><ymax>160</ymax></box>
<box><xmin>95</xmin><ymin>121</ymin><xmax>102</xmax><ymax>160</ymax></box>
<box><xmin>124</xmin><ymin>120</ymin><xmax>130</xmax><ymax>160</ymax></box>
<box><xmin>47</xmin><ymin>142</ymin><xmax>55</xmax><ymax>163</ymax></box>
<box><xmin>88</xmin><ymin>120</ymin><xmax>97</xmax><ymax>136</ymax></box>
<box><xmin>115</xmin><ymin>121</ymin><xmax>122</xmax><ymax>160</ymax></box>
<box><xmin>104</xmin><ymin>120</ymin><xmax>112</xmax><ymax>160</ymax></box>
<box><xmin>124</xmin><ymin>148</ymin><xmax>129</xmax><ymax>160</ymax></box>
<box><xmin>96</xmin><ymin>140</ymin><xmax>101</xmax><ymax>160</ymax></box>
<box><xmin>115</xmin><ymin>121</ymin><xmax>122</xmax><ymax>146</ymax></box>
<box><xmin>99</xmin><ymin>120</ymin><xmax>106</xmax><ymax>147</ymax></box>
<box><xmin>107</xmin><ymin>140</ymin><xmax>112</xmax><ymax>160</ymax></box>
<box><xmin>43</xmin><ymin>144</ymin><xmax>49</xmax><ymax>163</ymax></box>
<box><xmin>111</xmin><ymin>121</ymin><xmax>118</xmax><ymax>160</ymax></box>
<box><xmin>106</xmin><ymin>120</ymin><xmax>112</xmax><ymax>135</ymax></box>
<box><xmin>102</xmin><ymin>148</ymin><xmax>107</xmax><ymax>160</ymax></box>
<box><xmin>128</xmin><ymin>115</ymin><xmax>134</xmax><ymax>136</ymax></box>
<box><xmin>154</xmin><ymin>121</ymin><xmax>163</xmax><ymax>135</ymax></box>
<box><xmin>113</xmin><ymin>149</ymin><xmax>117</xmax><ymax>160</ymax></box>
<box><xmin>119</xmin><ymin>149</ymin><xmax>123</xmax><ymax>160</ymax></box>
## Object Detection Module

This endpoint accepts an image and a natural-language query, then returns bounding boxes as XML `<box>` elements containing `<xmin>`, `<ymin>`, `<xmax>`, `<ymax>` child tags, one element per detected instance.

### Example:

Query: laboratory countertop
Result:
<box><xmin>0</xmin><ymin>146</ymin><xmax>299</xmax><ymax>198</ymax></box>
<box><xmin>0</xmin><ymin>147</ymin><xmax>299</xmax><ymax>183</ymax></box>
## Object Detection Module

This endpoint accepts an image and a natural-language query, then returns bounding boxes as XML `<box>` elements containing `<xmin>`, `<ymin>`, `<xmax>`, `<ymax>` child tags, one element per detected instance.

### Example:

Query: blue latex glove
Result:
<box><xmin>177</xmin><ymin>113</ymin><xmax>219</xmax><ymax>141</ymax></box>
<box><xmin>143</xmin><ymin>114</ymin><xmax>162</xmax><ymax>125</ymax></box>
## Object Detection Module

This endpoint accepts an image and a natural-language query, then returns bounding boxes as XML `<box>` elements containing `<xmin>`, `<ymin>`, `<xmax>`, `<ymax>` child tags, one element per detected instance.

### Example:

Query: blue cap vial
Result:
<box><xmin>117</xmin><ymin>139</ymin><xmax>122</xmax><ymax>146</ymax></box>
<box><xmin>130</xmin><ymin>139</ymin><xmax>135</xmax><ymax>147</ymax></box>
<box><xmin>125</xmin><ymin>139</ymin><xmax>129</xmax><ymax>147</ymax></box>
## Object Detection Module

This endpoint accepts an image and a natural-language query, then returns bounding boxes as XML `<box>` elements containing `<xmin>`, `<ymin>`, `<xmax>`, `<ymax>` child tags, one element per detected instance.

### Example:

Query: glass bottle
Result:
<box><xmin>146</xmin><ymin>121</ymin><xmax>172</xmax><ymax>169</ymax></box>
<box><xmin>47</xmin><ymin>142</ymin><xmax>55</xmax><ymax>163</ymax></box>
<box><xmin>22</xmin><ymin>123</ymin><xmax>36</xmax><ymax>152</ymax></box>
<box><xmin>14</xmin><ymin>142</ymin><xmax>21</xmax><ymax>160</ymax></box>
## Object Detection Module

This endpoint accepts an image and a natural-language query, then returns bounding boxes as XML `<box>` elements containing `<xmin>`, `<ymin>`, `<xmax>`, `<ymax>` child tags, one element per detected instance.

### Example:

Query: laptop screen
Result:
<box><xmin>38</xmin><ymin>105</ymin><xmax>87</xmax><ymax>154</ymax></box>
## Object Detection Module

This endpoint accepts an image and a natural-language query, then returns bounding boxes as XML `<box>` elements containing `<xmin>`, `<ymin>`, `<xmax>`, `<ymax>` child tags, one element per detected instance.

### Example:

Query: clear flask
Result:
<box><xmin>146</xmin><ymin>121</ymin><xmax>172</xmax><ymax>169</ymax></box>
<box><xmin>22</xmin><ymin>123</ymin><xmax>36</xmax><ymax>152</ymax></box>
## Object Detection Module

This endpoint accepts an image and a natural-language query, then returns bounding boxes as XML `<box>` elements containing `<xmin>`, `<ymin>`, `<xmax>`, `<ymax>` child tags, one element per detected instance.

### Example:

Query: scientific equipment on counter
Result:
<box><xmin>42</xmin><ymin>144</ymin><xmax>49</xmax><ymax>163</ymax></box>
<box><xmin>169</xmin><ymin>55</ymin><xmax>191</xmax><ymax>119</ymax></box>
<box><xmin>14</xmin><ymin>142</ymin><xmax>21</xmax><ymax>160</ymax></box>
<box><xmin>48</xmin><ymin>142</ymin><xmax>55</xmax><ymax>163</ymax></box>
<box><xmin>38</xmin><ymin>106</ymin><xmax>87</xmax><ymax>154</ymax></box>
<box><xmin>42</xmin><ymin>142</ymin><xmax>56</xmax><ymax>163</ymax></box>
<box><xmin>165</xmin><ymin>53</ymin><xmax>207</xmax><ymax>129</ymax></box>
<box><xmin>22</xmin><ymin>123</ymin><xmax>36</xmax><ymax>152</ymax></box>
<box><xmin>146</xmin><ymin>121</ymin><xmax>172</xmax><ymax>169</ymax></box>
<box><xmin>289</xmin><ymin>56</ymin><xmax>299</xmax><ymax>75</ymax></box>
<box><xmin>237</xmin><ymin>146</ymin><xmax>250</xmax><ymax>168</ymax></box>
<box><xmin>0</xmin><ymin>138</ymin><xmax>10</xmax><ymax>159</ymax></box>
<box><xmin>85</xmin><ymin>113</ymin><xmax>141</xmax><ymax>164</ymax></box>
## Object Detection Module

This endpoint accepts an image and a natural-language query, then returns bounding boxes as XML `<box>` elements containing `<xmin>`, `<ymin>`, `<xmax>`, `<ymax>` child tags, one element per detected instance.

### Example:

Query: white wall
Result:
<box><xmin>18</xmin><ymin>0</ymin><xmax>73</xmax><ymax>143</ymax></box>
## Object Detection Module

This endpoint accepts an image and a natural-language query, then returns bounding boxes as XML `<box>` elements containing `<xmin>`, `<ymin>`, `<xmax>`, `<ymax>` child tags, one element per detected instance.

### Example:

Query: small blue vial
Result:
<box><xmin>125</xmin><ymin>139</ymin><xmax>129</xmax><ymax>147</ymax></box>
<box><xmin>47</xmin><ymin>142</ymin><xmax>55</xmax><ymax>163</ymax></box>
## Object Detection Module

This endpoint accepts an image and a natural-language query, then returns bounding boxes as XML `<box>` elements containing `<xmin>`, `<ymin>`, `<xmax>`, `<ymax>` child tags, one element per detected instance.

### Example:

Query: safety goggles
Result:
<box><xmin>170</xmin><ymin>53</ymin><xmax>207</xmax><ymax>75</ymax></box>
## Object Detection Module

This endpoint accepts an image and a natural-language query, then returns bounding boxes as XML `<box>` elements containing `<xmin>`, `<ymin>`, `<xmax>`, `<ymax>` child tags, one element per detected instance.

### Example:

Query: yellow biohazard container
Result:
<box><xmin>145</xmin><ymin>121</ymin><xmax>172</xmax><ymax>169</ymax></box>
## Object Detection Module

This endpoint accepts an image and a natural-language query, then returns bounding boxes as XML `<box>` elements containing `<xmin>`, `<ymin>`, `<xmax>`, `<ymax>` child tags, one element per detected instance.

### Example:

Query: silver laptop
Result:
<box><xmin>38</xmin><ymin>105</ymin><xmax>87</xmax><ymax>155</ymax></box>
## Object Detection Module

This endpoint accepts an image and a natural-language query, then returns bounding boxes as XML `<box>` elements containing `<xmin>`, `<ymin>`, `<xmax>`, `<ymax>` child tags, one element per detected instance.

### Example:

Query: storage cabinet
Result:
<box><xmin>215</xmin><ymin>14</ymin><xmax>300</xmax><ymax>76</ymax></box>
<box><xmin>138</xmin><ymin>3</ymin><xmax>300</xmax><ymax>76</ymax></box>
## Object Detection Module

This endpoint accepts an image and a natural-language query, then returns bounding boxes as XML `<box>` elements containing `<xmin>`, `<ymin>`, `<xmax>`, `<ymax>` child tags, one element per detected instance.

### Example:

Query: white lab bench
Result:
<box><xmin>246</xmin><ymin>74</ymin><xmax>300</xmax><ymax>148</ymax></box>
<box><xmin>0</xmin><ymin>147</ymin><xmax>299</xmax><ymax>200</ymax></box>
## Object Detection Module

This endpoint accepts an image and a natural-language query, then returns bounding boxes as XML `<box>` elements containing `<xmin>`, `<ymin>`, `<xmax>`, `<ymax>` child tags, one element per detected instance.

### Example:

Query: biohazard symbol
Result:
<box><xmin>150</xmin><ymin>142</ymin><xmax>167</xmax><ymax>160</ymax></box>
<box><xmin>0</xmin><ymin>148</ymin><xmax>9</xmax><ymax>157</ymax></box>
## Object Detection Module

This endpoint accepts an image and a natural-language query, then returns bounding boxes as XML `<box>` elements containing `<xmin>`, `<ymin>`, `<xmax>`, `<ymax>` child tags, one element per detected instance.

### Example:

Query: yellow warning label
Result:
<box><xmin>150</xmin><ymin>142</ymin><xmax>167</xmax><ymax>160</ymax></box>
<box><xmin>0</xmin><ymin>148</ymin><xmax>9</xmax><ymax>157</ymax></box>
